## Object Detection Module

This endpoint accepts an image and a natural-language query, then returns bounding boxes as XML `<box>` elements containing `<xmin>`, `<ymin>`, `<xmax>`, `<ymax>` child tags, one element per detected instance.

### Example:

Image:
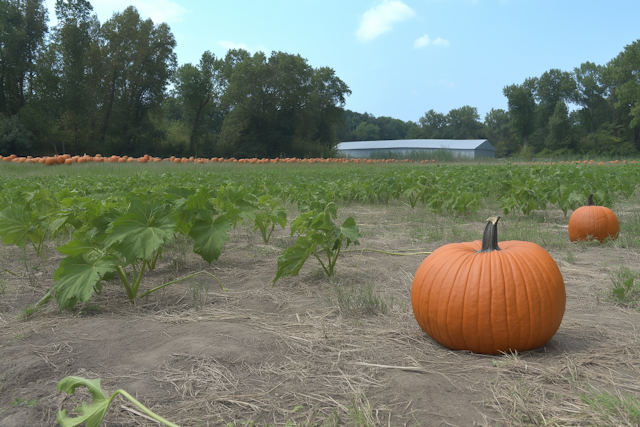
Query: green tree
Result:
<box><xmin>220</xmin><ymin>50</ymin><xmax>349</xmax><ymax>157</ymax></box>
<box><xmin>0</xmin><ymin>0</ymin><xmax>48</xmax><ymax>116</ymax></box>
<box><xmin>52</xmin><ymin>0</ymin><xmax>99</xmax><ymax>153</ymax></box>
<box><xmin>219</xmin><ymin>50</ymin><xmax>273</xmax><ymax>157</ymax></box>
<box><xmin>545</xmin><ymin>100</ymin><xmax>574</xmax><ymax>152</ymax></box>
<box><xmin>404</xmin><ymin>121</ymin><xmax>422</xmax><ymax>139</ymax></box>
<box><xmin>535</xmin><ymin>69</ymin><xmax>576</xmax><ymax>128</ymax></box>
<box><xmin>19</xmin><ymin>35</ymin><xmax>67</xmax><ymax>155</ymax></box>
<box><xmin>484</xmin><ymin>108</ymin><xmax>517</xmax><ymax>156</ymax></box>
<box><xmin>353</xmin><ymin>122</ymin><xmax>380</xmax><ymax>140</ymax></box>
<box><xmin>301</xmin><ymin>66</ymin><xmax>350</xmax><ymax>149</ymax></box>
<box><xmin>98</xmin><ymin>6</ymin><xmax>176</xmax><ymax>155</ymax></box>
<box><xmin>418</xmin><ymin>109</ymin><xmax>447</xmax><ymax>138</ymax></box>
<box><xmin>445</xmin><ymin>105</ymin><xmax>484</xmax><ymax>139</ymax></box>
<box><xmin>0</xmin><ymin>114</ymin><xmax>32</xmax><ymax>155</ymax></box>
<box><xmin>573</xmin><ymin>62</ymin><xmax>608</xmax><ymax>142</ymax></box>
<box><xmin>503</xmin><ymin>79</ymin><xmax>537</xmax><ymax>148</ymax></box>
<box><xmin>173</xmin><ymin>51</ymin><xmax>223</xmax><ymax>155</ymax></box>
<box><xmin>609</xmin><ymin>39</ymin><xmax>640</xmax><ymax>149</ymax></box>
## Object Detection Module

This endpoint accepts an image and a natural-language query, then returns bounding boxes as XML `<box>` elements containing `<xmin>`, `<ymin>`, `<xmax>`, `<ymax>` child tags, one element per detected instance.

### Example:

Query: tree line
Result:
<box><xmin>0</xmin><ymin>0</ymin><xmax>350</xmax><ymax>158</ymax></box>
<box><xmin>1</xmin><ymin>0</ymin><xmax>639</xmax><ymax>159</ymax></box>
<box><xmin>337</xmin><ymin>42</ymin><xmax>640</xmax><ymax>158</ymax></box>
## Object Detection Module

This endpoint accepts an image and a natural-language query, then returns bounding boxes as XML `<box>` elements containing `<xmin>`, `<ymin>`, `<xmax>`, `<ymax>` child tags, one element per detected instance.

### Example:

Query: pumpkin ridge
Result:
<box><xmin>422</xmin><ymin>250</ymin><xmax>453</xmax><ymax>341</ymax></box>
<box><xmin>500</xmin><ymin>248</ymin><xmax>526</xmax><ymax>349</ymax></box>
<box><xmin>453</xmin><ymin>250</ymin><xmax>477</xmax><ymax>351</ymax></box>
<box><xmin>519</xmin><ymin>248</ymin><xmax>550</xmax><ymax>350</ymax></box>
<box><xmin>502</xmin><ymin>247</ymin><xmax>537</xmax><ymax>351</ymax></box>
<box><xmin>412</xmin><ymin>247</ymin><xmax>453</xmax><ymax>339</ymax></box>
<box><xmin>477</xmin><ymin>250</ymin><xmax>495</xmax><ymax>354</ymax></box>
<box><xmin>512</xmin><ymin>244</ymin><xmax>562</xmax><ymax>350</ymax></box>
<box><xmin>518</xmin><ymin>248</ymin><xmax>549</xmax><ymax>350</ymax></box>
<box><xmin>460</xmin><ymin>252</ymin><xmax>475</xmax><ymax>352</ymax></box>
<box><xmin>518</xmin><ymin>246</ymin><xmax>565</xmax><ymax>341</ymax></box>
<box><xmin>531</xmin><ymin>246</ymin><xmax>564</xmax><ymax>346</ymax></box>
<box><xmin>495</xmin><ymin>249</ymin><xmax>513</xmax><ymax>352</ymax></box>
<box><xmin>435</xmin><ymin>247</ymin><xmax>473</xmax><ymax>349</ymax></box>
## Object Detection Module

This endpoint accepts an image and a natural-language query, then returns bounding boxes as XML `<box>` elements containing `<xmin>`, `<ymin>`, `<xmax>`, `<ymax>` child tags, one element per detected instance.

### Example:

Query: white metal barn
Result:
<box><xmin>335</xmin><ymin>139</ymin><xmax>496</xmax><ymax>159</ymax></box>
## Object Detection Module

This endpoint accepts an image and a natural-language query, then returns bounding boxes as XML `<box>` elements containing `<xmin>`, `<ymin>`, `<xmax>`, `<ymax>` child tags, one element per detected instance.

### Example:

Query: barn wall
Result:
<box><xmin>474</xmin><ymin>149</ymin><xmax>496</xmax><ymax>158</ymax></box>
<box><xmin>338</xmin><ymin>148</ymin><xmax>495</xmax><ymax>159</ymax></box>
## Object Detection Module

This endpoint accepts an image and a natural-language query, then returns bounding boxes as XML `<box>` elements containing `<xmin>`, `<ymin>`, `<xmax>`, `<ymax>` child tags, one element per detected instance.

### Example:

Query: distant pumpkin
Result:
<box><xmin>411</xmin><ymin>217</ymin><xmax>566</xmax><ymax>355</ymax></box>
<box><xmin>568</xmin><ymin>194</ymin><xmax>619</xmax><ymax>242</ymax></box>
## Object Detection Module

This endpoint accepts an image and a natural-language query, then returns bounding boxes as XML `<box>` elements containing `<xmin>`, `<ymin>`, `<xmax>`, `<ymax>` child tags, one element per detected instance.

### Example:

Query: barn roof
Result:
<box><xmin>336</xmin><ymin>139</ymin><xmax>494</xmax><ymax>151</ymax></box>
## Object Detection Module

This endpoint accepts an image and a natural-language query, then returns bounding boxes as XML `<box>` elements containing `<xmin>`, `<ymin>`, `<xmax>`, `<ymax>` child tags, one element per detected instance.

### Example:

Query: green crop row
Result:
<box><xmin>1</xmin><ymin>162</ymin><xmax>638</xmax><ymax>312</ymax></box>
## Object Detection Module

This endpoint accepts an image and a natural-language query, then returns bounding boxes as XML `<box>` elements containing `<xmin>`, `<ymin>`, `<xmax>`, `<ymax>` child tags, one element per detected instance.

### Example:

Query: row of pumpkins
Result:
<box><xmin>3</xmin><ymin>153</ymin><xmax>638</xmax><ymax>166</ymax></box>
<box><xmin>0</xmin><ymin>154</ymin><xmax>433</xmax><ymax>164</ymax></box>
<box><xmin>411</xmin><ymin>195</ymin><xmax>619</xmax><ymax>355</ymax></box>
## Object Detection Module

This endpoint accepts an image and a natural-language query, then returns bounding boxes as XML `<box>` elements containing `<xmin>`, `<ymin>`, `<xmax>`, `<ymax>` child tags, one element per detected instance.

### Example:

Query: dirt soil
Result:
<box><xmin>1</xmin><ymin>204</ymin><xmax>639</xmax><ymax>427</ymax></box>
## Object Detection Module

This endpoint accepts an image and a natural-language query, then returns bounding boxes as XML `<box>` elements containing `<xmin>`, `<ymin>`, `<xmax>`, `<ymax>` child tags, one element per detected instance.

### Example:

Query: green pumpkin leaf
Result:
<box><xmin>104</xmin><ymin>200</ymin><xmax>176</xmax><ymax>264</ymax></box>
<box><xmin>57</xmin><ymin>239</ymin><xmax>100</xmax><ymax>258</ymax></box>
<box><xmin>216</xmin><ymin>184</ymin><xmax>257</xmax><ymax>226</ymax></box>
<box><xmin>274</xmin><ymin>203</ymin><xmax>360</xmax><ymax>282</ymax></box>
<box><xmin>53</xmin><ymin>255</ymin><xmax>118</xmax><ymax>310</ymax></box>
<box><xmin>56</xmin><ymin>376</ymin><xmax>110</xmax><ymax>427</ymax></box>
<box><xmin>273</xmin><ymin>236</ymin><xmax>314</xmax><ymax>283</ymax></box>
<box><xmin>189</xmin><ymin>210</ymin><xmax>231</xmax><ymax>264</ymax></box>
<box><xmin>340</xmin><ymin>217</ymin><xmax>360</xmax><ymax>244</ymax></box>
<box><xmin>0</xmin><ymin>205</ymin><xmax>31</xmax><ymax>248</ymax></box>
<box><xmin>48</xmin><ymin>215</ymin><xmax>69</xmax><ymax>236</ymax></box>
<box><xmin>253</xmin><ymin>195</ymin><xmax>287</xmax><ymax>243</ymax></box>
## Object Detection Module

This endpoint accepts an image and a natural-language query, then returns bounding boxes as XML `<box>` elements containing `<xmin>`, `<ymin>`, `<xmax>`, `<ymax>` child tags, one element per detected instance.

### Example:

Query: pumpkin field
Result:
<box><xmin>0</xmin><ymin>160</ymin><xmax>639</xmax><ymax>427</ymax></box>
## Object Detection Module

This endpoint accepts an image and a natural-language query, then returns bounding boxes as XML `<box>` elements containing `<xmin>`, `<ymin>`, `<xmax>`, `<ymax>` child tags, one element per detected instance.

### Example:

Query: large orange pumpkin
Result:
<box><xmin>411</xmin><ymin>217</ymin><xmax>566</xmax><ymax>355</ymax></box>
<box><xmin>568</xmin><ymin>194</ymin><xmax>619</xmax><ymax>242</ymax></box>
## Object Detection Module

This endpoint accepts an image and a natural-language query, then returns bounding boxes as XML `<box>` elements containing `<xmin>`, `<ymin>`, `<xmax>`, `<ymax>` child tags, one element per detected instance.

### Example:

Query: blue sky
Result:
<box><xmin>45</xmin><ymin>0</ymin><xmax>640</xmax><ymax>123</ymax></box>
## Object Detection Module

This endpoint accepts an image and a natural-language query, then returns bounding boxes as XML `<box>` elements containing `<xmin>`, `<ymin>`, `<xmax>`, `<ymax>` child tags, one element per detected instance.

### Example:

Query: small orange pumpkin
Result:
<box><xmin>568</xmin><ymin>194</ymin><xmax>619</xmax><ymax>242</ymax></box>
<box><xmin>411</xmin><ymin>217</ymin><xmax>566</xmax><ymax>355</ymax></box>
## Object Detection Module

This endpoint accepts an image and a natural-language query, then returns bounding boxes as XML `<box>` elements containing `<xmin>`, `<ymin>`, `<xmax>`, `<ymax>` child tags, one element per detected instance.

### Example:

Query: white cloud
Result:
<box><xmin>414</xmin><ymin>34</ymin><xmax>450</xmax><ymax>48</ymax></box>
<box><xmin>432</xmin><ymin>37</ymin><xmax>450</xmax><ymax>47</ymax></box>
<box><xmin>413</xmin><ymin>35</ymin><xmax>430</xmax><ymax>48</ymax></box>
<box><xmin>356</xmin><ymin>1</ymin><xmax>416</xmax><ymax>43</ymax></box>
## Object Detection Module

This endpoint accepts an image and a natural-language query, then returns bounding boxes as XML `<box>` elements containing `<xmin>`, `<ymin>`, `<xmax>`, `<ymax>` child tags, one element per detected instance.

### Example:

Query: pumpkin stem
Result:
<box><xmin>588</xmin><ymin>193</ymin><xmax>595</xmax><ymax>206</ymax></box>
<box><xmin>477</xmin><ymin>216</ymin><xmax>501</xmax><ymax>253</ymax></box>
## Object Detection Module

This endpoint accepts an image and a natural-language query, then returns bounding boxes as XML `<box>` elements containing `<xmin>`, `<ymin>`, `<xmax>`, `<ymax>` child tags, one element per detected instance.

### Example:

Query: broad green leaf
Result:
<box><xmin>273</xmin><ymin>236</ymin><xmax>314</xmax><ymax>283</ymax></box>
<box><xmin>104</xmin><ymin>200</ymin><xmax>176</xmax><ymax>264</ymax></box>
<box><xmin>57</xmin><ymin>239</ymin><xmax>100</xmax><ymax>258</ymax></box>
<box><xmin>189</xmin><ymin>211</ymin><xmax>231</xmax><ymax>264</ymax></box>
<box><xmin>53</xmin><ymin>255</ymin><xmax>118</xmax><ymax>310</ymax></box>
<box><xmin>165</xmin><ymin>186</ymin><xmax>196</xmax><ymax>201</ymax></box>
<box><xmin>24</xmin><ymin>189</ymin><xmax>56</xmax><ymax>213</ymax></box>
<box><xmin>48</xmin><ymin>215</ymin><xmax>69</xmax><ymax>236</ymax></box>
<box><xmin>0</xmin><ymin>205</ymin><xmax>30</xmax><ymax>248</ymax></box>
<box><xmin>185</xmin><ymin>188</ymin><xmax>216</xmax><ymax>212</ymax></box>
<box><xmin>216</xmin><ymin>184</ymin><xmax>257</xmax><ymax>226</ymax></box>
<box><xmin>340</xmin><ymin>217</ymin><xmax>361</xmax><ymax>244</ymax></box>
<box><xmin>56</xmin><ymin>376</ymin><xmax>110</xmax><ymax>427</ymax></box>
